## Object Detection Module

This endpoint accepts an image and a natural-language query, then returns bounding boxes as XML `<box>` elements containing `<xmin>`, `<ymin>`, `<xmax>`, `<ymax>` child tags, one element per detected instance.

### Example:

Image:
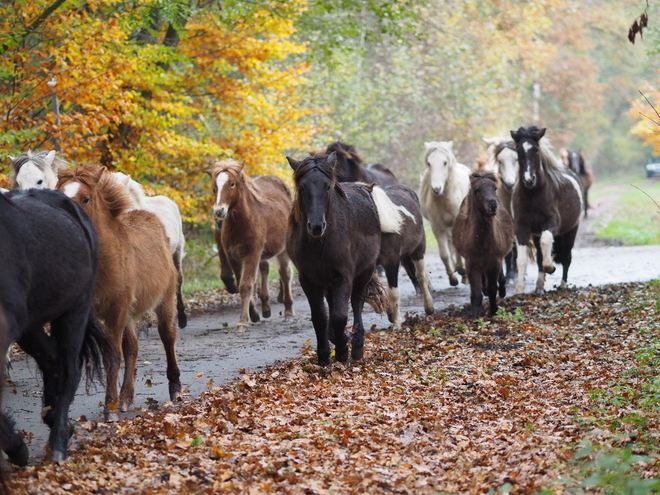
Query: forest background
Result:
<box><xmin>0</xmin><ymin>0</ymin><xmax>659</xmax><ymax>223</ymax></box>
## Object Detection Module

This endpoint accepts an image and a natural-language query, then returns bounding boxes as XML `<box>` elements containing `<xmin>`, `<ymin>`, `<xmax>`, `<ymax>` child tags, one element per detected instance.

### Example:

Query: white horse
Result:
<box><xmin>9</xmin><ymin>150</ymin><xmax>188</xmax><ymax>328</ymax></box>
<box><xmin>419</xmin><ymin>141</ymin><xmax>470</xmax><ymax>286</ymax></box>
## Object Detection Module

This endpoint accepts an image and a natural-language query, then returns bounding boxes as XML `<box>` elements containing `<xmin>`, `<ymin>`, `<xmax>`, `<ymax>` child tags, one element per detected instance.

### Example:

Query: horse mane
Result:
<box><xmin>289</xmin><ymin>153</ymin><xmax>346</xmax><ymax>229</ymax></box>
<box><xmin>9</xmin><ymin>150</ymin><xmax>69</xmax><ymax>186</ymax></box>
<box><xmin>59</xmin><ymin>164</ymin><xmax>133</xmax><ymax>218</ymax></box>
<box><xmin>538</xmin><ymin>138</ymin><xmax>567</xmax><ymax>190</ymax></box>
<box><xmin>210</xmin><ymin>159</ymin><xmax>263</xmax><ymax>201</ymax></box>
<box><xmin>423</xmin><ymin>141</ymin><xmax>457</xmax><ymax>167</ymax></box>
<box><xmin>326</xmin><ymin>142</ymin><xmax>364</xmax><ymax>165</ymax></box>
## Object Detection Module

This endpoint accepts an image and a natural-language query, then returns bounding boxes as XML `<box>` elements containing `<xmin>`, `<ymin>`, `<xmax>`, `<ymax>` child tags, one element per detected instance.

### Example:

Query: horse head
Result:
<box><xmin>424</xmin><ymin>141</ymin><xmax>456</xmax><ymax>196</ymax></box>
<box><xmin>11</xmin><ymin>150</ymin><xmax>60</xmax><ymax>190</ymax></box>
<box><xmin>287</xmin><ymin>152</ymin><xmax>342</xmax><ymax>238</ymax></box>
<box><xmin>209</xmin><ymin>159</ymin><xmax>245</xmax><ymax>219</ymax></box>
<box><xmin>494</xmin><ymin>142</ymin><xmax>518</xmax><ymax>192</ymax></box>
<box><xmin>469</xmin><ymin>172</ymin><xmax>499</xmax><ymax>216</ymax></box>
<box><xmin>566</xmin><ymin>150</ymin><xmax>584</xmax><ymax>175</ymax></box>
<box><xmin>57</xmin><ymin>164</ymin><xmax>132</xmax><ymax>218</ymax></box>
<box><xmin>511</xmin><ymin>126</ymin><xmax>546</xmax><ymax>189</ymax></box>
<box><xmin>325</xmin><ymin>142</ymin><xmax>366</xmax><ymax>182</ymax></box>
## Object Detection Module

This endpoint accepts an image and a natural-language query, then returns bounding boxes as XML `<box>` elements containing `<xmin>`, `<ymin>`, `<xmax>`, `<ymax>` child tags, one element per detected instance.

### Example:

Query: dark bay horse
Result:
<box><xmin>286</xmin><ymin>152</ymin><xmax>393</xmax><ymax>366</ymax></box>
<box><xmin>210</xmin><ymin>159</ymin><xmax>294</xmax><ymax>332</ymax></box>
<box><xmin>511</xmin><ymin>126</ymin><xmax>583</xmax><ymax>294</ymax></box>
<box><xmin>0</xmin><ymin>189</ymin><xmax>105</xmax><ymax>463</ymax></box>
<box><xmin>58</xmin><ymin>165</ymin><xmax>181</xmax><ymax>422</ymax></box>
<box><xmin>563</xmin><ymin>149</ymin><xmax>594</xmax><ymax>217</ymax></box>
<box><xmin>453</xmin><ymin>172</ymin><xmax>514</xmax><ymax>318</ymax></box>
<box><xmin>325</xmin><ymin>142</ymin><xmax>399</xmax><ymax>185</ymax></box>
<box><xmin>377</xmin><ymin>184</ymin><xmax>434</xmax><ymax>328</ymax></box>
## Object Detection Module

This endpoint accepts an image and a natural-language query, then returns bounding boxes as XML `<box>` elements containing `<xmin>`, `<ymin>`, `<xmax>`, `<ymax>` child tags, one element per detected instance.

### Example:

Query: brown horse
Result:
<box><xmin>57</xmin><ymin>164</ymin><xmax>181</xmax><ymax>422</ymax></box>
<box><xmin>210</xmin><ymin>159</ymin><xmax>294</xmax><ymax>332</ymax></box>
<box><xmin>453</xmin><ymin>172</ymin><xmax>514</xmax><ymax>318</ymax></box>
<box><xmin>562</xmin><ymin>149</ymin><xmax>594</xmax><ymax>217</ymax></box>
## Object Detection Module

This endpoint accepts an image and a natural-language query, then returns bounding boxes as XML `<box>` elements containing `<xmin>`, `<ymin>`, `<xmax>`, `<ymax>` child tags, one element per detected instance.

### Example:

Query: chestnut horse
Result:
<box><xmin>58</xmin><ymin>165</ymin><xmax>181</xmax><ymax>421</ymax></box>
<box><xmin>210</xmin><ymin>159</ymin><xmax>294</xmax><ymax>332</ymax></box>
<box><xmin>453</xmin><ymin>172</ymin><xmax>514</xmax><ymax>318</ymax></box>
<box><xmin>511</xmin><ymin>127</ymin><xmax>582</xmax><ymax>294</ymax></box>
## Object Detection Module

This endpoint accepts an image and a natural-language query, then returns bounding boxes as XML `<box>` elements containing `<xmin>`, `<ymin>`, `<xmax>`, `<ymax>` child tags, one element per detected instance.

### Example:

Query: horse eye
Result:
<box><xmin>37</xmin><ymin>179</ymin><xmax>43</xmax><ymax>185</ymax></box>
<box><xmin>82</xmin><ymin>197</ymin><xmax>90</xmax><ymax>204</ymax></box>
<box><xmin>230</xmin><ymin>182</ymin><xmax>235</xmax><ymax>188</ymax></box>
<box><xmin>325</xmin><ymin>184</ymin><xmax>330</xmax><ymax>192</ymax></box>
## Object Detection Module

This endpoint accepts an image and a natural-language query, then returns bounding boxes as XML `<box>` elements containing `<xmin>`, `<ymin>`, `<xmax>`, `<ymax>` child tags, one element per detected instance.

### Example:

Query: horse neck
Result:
<box><xmin>467</xmin><ymin>195</ymin><xmax>495</xmax><ymax>233</ymax></box>
<box><xmin>229</xmin><ymin>176</ymin><xmax>258</xmax><ymax>222</ymax></box>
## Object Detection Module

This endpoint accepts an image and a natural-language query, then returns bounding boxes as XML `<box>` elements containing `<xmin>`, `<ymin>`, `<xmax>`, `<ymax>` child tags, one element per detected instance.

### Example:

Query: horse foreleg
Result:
<box><xmin>277</xmin><ymin>252</ymin><xmax>295</xmax><ymax>321</ymax></box>
<box><xmin>486</xmin><ymin>268</ymin><xmax>500</xmax><ymax>316</ymax></box>
<box><xmin>468</xmin><ymin>267</ymin><xmax>483</xmax><ymax>319</ymax></box>
<box><xmin>101</xmin><ymin>309</ymin><xmax>129</xmax><ymax>422</ymax></box>
<box><xmin>350</xmin><ymin>289</ymin><xmax>366</xmax><ymax>361</ymax></box>
<box><xmin>232</xmin><ymin>254</ymin><xmax>259</xmax><ymax>331</ymax></box>
<box><xmin>119</xmin><ymin>320</ymin><xmax>138</xmax><ymax>413</ymax></box>
<box><xmin>328</xmin><ymin>284</ymin><xmax>351</xmax><ymax>363</ymax></box>
<box><xmin>436</xmin><ymin>229</ymin><xmax>458</xmax><ymax>286</ymax></box>
<box><xmin>413</xmin><ymin>258</ymin><xmax>435</xmax><ymax>315</ymax></box>
<box><xmin>155</xmin><ymin>296</ymin><xmax>182</xmax><ymax>402</ymax></box>
<box><xmin>534</xmin><ymin>236</ymin><xmax>546</xmax><ymax>294</ymax></box>
<box><xmin>514</xmin><ymin>238</ymin><xmax>529</xmax><ymax>295</ymax></box>
<box><xmin>258</xmin><ymin>260</ymin><xmax>271</xmax><ymax>318</ymax></box>
<box><xmin>539</xmin><ymin>230</ymin><xmax>556</xmax><ymax>274</ymax></box>
<box><xmin>216</xmin><ymin>223</ymin><xmax>238</xmax><ymax>294</ymax></box>
<box><xmin>300</xmin><ymin>277</ymin><xmax>330</xmax><ymax>366</ymax></box>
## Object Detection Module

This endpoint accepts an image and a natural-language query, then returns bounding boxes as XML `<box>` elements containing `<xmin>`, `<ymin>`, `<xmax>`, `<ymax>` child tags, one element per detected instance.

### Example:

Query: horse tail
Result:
<box><xmin>371</xmin><ymin>186</ymin><xmax>405</xmax><ymax>234</ymax></box>
<box><xmin>364</xmin><ymin>274</ymin><xmax>389</xmax><ymax>314</ymax></box>
<box><xmin>79</xmin><ymin>313</ymin><xmax>108</xmax><ymax>385</ymax></box>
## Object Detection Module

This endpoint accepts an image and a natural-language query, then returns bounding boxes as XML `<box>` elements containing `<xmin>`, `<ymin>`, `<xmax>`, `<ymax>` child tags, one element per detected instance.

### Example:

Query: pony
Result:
<box><xmin>209</xmin><ymin>159</ymin><xmax>294</xmax><ymax>332</ymax></box>
<box><xmin>452</xmin><ymin>172</ymin><xmax>514</xmax><ymax>318</ymax></box>
<box><xmin>57</xmin><ymin>164</ymin><xmax>181</xmax><ymax>422</ymax></box>
<box><xmin>286</xmin><ymin>152</ymin><xmax>393</xmax><ymax>366</ymax></box>
<box><xmin>377</xmin><ymin>185</ymin><xmax>435</xmax><ymax>329</ymax></box>
<box><xmin>562</xmin><ymin>149</ymin><xmax>594</xmax><ymax>217</ymax></box>
<box><xmin>9</xmin><ymin>149</ymin><xmax>68</xmax><ymax>189</ymax></box>
<box><xmin>511</xmin><ymin>126</ymin><xmax>583</xmax><ymax>294</ymax></box>
<box><xmin>419</xmin><ymin>141</ymin><xmax>471</xmax><ymax>286</ymax></box>
<box><xmin>0</xmin><ymin>188</ymin><xmax>105</xmax><ymax>462</ymax></box>
<box><xmin>484</xmin><ymin>137</ymin><xmax>519</xmax><ymax>282</ymax></box>
<box><xmin>112</xmin><ymin>172</ymin><xmax>188</xmax><ymax>328</ymax></box>
<box><xmin>325</xmin><ymin>142</ymin><xmax>398</xmax><ymax>185</ymax></box>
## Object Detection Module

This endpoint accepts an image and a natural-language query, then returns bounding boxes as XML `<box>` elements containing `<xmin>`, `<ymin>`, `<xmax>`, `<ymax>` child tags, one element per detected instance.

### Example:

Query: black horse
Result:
<box><xmin>325</xmin><ymin>142</ymin><xmax>398</xmax><ymax>185</ymax></box>
<box><xmin>565</xmin><ymin>149</ymin><xmax>594</xmax><ymax>217</ymax></box>
<box><xmin>511</xmin><ymin>126</ymin><xmax>582</xmax><ymax>295</ymax></box>
<box><xmin>286</xmin><ymin>152</ymin><xmax>391</xmax><ymax>366</ymax></box>
<box><xmin>377</xmin><ymin>185</ymin><xmax>434</xmax><ymax>328</ymax></box>
<box><xmin>0</xmin><ymin>189</ymin><xmax>105</xmax><ymax>465</ymax></box>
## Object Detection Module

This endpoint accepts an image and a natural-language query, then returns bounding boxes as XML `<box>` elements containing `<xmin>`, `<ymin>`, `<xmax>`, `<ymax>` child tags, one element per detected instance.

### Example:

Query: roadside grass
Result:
<box><xmin>591</xmin><ymin>176</ymin><xmax>660</xmax><ymax>246</ymax></box>
<box><xmin>182</xmin><ymin>223</ymin><xmax>221</xmax><ymax>293</ymax></box>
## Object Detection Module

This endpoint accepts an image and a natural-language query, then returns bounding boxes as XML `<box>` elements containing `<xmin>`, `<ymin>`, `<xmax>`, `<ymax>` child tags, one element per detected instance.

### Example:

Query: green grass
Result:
<box><xmin>591</xmin><ymin>177</ymin><xmax>660</xmax><ymax>246</ymax></box>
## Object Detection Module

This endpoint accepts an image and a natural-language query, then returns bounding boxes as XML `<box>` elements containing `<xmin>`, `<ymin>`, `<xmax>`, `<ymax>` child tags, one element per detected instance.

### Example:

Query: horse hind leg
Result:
<box><xmin>436</xmin><ymin>231</ymin><xmax>458</xmax><ymax>286</ymax></box>
<box><xmin>119</xmin><ymin>320</ymin><xmax>138</xmax><ymax>413</ymax></box>
<box><xmin>413</xmin><ymin>258</ymin><xmax>434</xmax><ymax>315</ymax></box>
<box><xmin>277</xmin><ymin>252</ymin><xmax>295</xmax><ymax>321</ymax></box>
<box><xmin>487</xmin><ymin>268</ymin><xmax>500</xmax><ymax>316</ymax></box>
<box><xmin>0</xmin><ymin>412</ymin><xmax>28</xmax><ymax>466</ymax></box>
<box><xmin>258</xmin><ymin>260</ymin><xmax>271</xmax><ymax>319</ymax></box>
<box><xmin>383</xmin><ymin>261</ymin><xmax>402</xmax><ymax>330</ymax></box>
<box><xmin>154</xmin><ymin>294</ymin><xmax>182</xmax><ymax>402</ymax></box>
<box><xmin>173</xmin><ymin>248</ymin><xmax>187</xmax><ymax>329</ymax></box>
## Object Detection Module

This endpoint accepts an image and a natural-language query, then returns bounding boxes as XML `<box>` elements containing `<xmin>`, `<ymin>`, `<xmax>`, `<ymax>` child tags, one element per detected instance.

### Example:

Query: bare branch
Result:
<box><xmin>631</xmin><ymin>184</ymin><xmax>660</xmax><ymax>214</ymax></box>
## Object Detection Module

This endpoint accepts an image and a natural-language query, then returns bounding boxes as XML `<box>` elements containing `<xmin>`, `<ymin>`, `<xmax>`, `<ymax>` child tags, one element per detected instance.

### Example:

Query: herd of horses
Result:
<box><xmin>0</xmin><ymin>125</ymin><xmax>594</xmax><ymax>471</ymax></box>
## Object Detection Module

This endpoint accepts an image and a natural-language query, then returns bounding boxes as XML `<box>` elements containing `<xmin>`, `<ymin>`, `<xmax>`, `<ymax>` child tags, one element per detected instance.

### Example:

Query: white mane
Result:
<box><xmin>538</xmin><ymin>137</ymin><xmax>567</xmax><ymax>190</ymax></box>
<box><xmin>423</xmin><ymin>141</ymin><xmax>457</xmax><ymax>168</ymax></box>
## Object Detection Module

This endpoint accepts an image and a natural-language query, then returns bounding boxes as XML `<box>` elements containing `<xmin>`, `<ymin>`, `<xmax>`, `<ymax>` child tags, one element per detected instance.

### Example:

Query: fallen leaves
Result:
<box><xmin>7</xmin><ymin>282</ymin><xmax>660</xmax><ymax>494</ymax></box>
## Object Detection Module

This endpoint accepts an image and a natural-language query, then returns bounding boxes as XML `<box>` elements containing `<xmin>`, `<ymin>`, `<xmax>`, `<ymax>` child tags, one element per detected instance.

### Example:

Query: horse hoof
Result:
<box><xmin>178</xmin><ymin>312</ymin><xmax>187</xmax><ymax>329</ymax></box>
<box><xmin>49</xmin><ymin>450</ymin><xmax>66</xmax><ymax>463</ymax></box>
<box><xmin>249</xmin><ymin>311</ymin><xmax>260</xmax><ymax>323</ymax></box>
<box><xmin>543</xmin><ymin>265</ymin><xmax>556</xmax><ymax>274</ymax></box>
<box><xmin>317</xmin><ymin>354</ymin><xmax>331</xmax><ymax>367</ymax></box>
<box><xmin>351</xmin><ymin>346</ymin><xmax>364</xmax><ymax>361</ymax></box>
<box><xmin>424</xmin><ymin>305</ymin><xmax>434</xmax><ymax>316</ymax></box>
<box><xmin>105</xmin><ymin>411</ymin><xmax>120</xmax><ymax>423</ymax></box>
<box><xmin>449</xmin><ymin>277</ymin><xmax>459</xmax><ymax>287</ymax></box>
<box><xmin>284</xmin><ymin>311</ymin><xmax>294</xmax><ymax>322</ymax></box>
<box><xmin>119</xmin><ymin>400</ymin><xmax>131</xmax><ymax>413</ymax></box>
<box><xmin>262</xmin><ymin>309</ymin><xmax>271</xmax><ymax>319</ymax></box>
<box><xmin>335</xmin><ymin>347</ymin><xmax>349</xmax><ymax>363</ymax></box>
<box><xmin>237</xmin><ymin>324</ymin><xmax>248</xmax><ymax>333</ymax></box>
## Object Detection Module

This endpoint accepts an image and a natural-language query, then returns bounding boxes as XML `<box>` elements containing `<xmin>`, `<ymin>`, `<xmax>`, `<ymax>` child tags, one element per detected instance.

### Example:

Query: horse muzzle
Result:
<box><xmin>485</xmin><ymin>201</ymin><xmax>498</xmax><ymax>216</ymax></box>
<box><xmin>213</xmin><ymin>206</ymin><xmax>228</xmax><ymax>219</ymax></box>
<box><xmin>307</xmin><ymin>220</ymin><xmax>327</xmax><ymax>238</ymax></box>
<box><xmin>431</xmin><ymin>186</ymin><xmax>444</xmax><ymax>196</ymax></box>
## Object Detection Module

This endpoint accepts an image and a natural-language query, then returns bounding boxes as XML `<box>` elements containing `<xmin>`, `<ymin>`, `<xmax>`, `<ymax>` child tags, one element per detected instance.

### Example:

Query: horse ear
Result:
<box><xmin>447</xmin><ymin>141</ymin><xmax>454</xmax><ymax>151</ymax></box>
<box><xmin>285</xmin><ymin>156</ymin><xmax>300</xmax><ymax>171</ymax></box>
<box><xmin>8</xmin><ymin>155</ymin><xmax>15</xmax><ymax>161</ymax></box>
<box><xmin>510</xmin><ymin>129</ymin><xmax>520</xmax><ymax>141</ymax></box>
<box><xmin>44</xmin><ymin>150</ymin><xmax>57</xmax><ymax>168</ymax></box>
<box><xmin>482</xmin><ymin>137</ymin><xmax>494</xmax><ymax>145</ymax></box>
<box><xmin>326</xmin><ymin>151</ymin><xmax>337</xmax><ymax>167</ymax></box>
<box><xmin>535</xmin><ymin>128</ymin><xmax>546</xmax><ymax>139</ymax></box>
<box><xmin>92</xmin><ymin>165</ymin><xmax>106</xmax><ymax>182</ymax></box>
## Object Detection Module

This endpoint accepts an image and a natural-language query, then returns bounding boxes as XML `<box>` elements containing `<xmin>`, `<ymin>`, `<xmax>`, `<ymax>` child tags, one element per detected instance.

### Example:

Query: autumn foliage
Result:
<box><xmin>0</xmin><ymin>0</ymin><xmax>315</xmax><ymax>221</ymax></box>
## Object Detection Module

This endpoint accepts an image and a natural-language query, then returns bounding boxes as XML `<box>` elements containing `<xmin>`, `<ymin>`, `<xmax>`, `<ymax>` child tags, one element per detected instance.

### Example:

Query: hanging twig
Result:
<box><xmin>631</xmin><ymin>184</ymin><xmax>660</xmax><ymax>214</ymax></box>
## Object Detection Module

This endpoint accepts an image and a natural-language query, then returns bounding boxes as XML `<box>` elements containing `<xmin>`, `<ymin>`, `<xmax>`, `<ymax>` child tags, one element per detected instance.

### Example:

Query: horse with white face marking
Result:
<box><xmin>10</xmin><ymin>150</ymin><xmax>68</xmax><ymax>190</ymax></box>
<box><xmin>511</xmin><ymin>126</ymin><xmax>583</xmax><ymax>294</ymax></box>
<box><xmin>419</xmin><ymin>141</ymin><xmax>470</xmax><ymax>286</ymax></box>
<box><xmin>209</xmin><ymin>159</ymin><xmax>294</xmax><ymax>332</ymax></box>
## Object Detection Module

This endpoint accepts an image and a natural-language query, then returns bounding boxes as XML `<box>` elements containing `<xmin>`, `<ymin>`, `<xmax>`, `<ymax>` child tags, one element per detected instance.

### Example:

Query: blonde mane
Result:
<box><xmin>538</xmin><ymin>137</ymin><xmax>567</xmax><ymax>190</ymax></box>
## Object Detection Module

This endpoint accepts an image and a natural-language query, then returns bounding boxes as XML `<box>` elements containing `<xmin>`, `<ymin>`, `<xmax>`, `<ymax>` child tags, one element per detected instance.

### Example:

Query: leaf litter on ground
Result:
<box><xmin>7</xmin><ymin>282</ymin><xmax>660</xmax><ymax>494</ymax></box>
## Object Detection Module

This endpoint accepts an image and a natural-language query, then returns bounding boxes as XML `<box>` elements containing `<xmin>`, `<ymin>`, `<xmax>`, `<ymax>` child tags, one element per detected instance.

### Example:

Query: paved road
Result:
<box><xmin>6</xmin><ymin>239</ymin><xmax>660</xmax><ymax>463</ymax></box>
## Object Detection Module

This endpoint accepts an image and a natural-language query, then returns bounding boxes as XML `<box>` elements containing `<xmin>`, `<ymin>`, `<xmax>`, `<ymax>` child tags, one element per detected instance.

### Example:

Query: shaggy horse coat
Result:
<box><xmin>210</xmin><ymin>160</ymin><xmax>294</xmax><ymax>332</ymax></box>
<box><xmin>325</xmin><ymin>142</ymin><xmax>398</xmax><ymax>185</ymax></box>
<box><xmin>562</xmin><ymin>149</ymin><xmax>594</xmax><ymax>217</ymax></box>
<box><xmin>58</xmin><ymin>165</ymin><xmax>181</xmax><ymax>422</ymax></box>
<box><xmin>511</xmin><ymin>127</ymin><xmax>583</xmax><ymax>294</ymax></box>
<box><xmin>453</xmin><ymin>172</ymin><xmax>514</xmax><ymax>318</ymax></box>
<box><xmin>0</xmin><ymin>189</ymin><xmax>104</xmax><ymax>463</ymax></box>
<box><xmin>286</xmin><ymin>152</ymin><xmax>395</xmax><ymax>366</ymax></box>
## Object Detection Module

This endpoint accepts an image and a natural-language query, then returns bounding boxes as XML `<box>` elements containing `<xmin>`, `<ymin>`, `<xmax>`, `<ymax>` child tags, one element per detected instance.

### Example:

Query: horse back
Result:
<box><xmin>381</xmin><ymin>184</ymin><xmax>425</xmax><ymax>257</ymax></box>
<box><xmin>365</xmin><ymin>163</ymin><xmax>398</xmax><ymax>186</ymax></box>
